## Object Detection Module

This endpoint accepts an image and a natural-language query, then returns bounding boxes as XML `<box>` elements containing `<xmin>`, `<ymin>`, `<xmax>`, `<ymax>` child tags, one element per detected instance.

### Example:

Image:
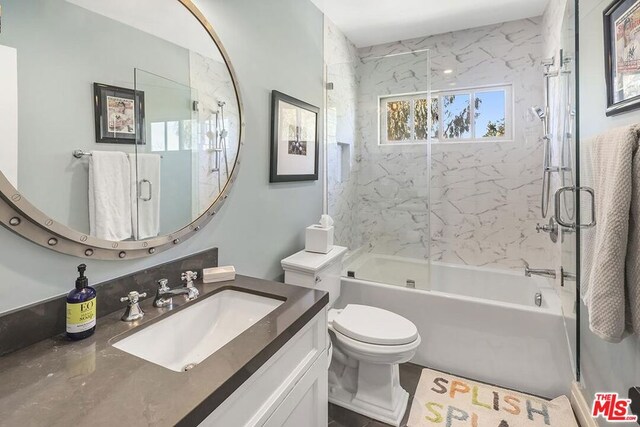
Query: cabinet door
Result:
<box><xmin>263</xmin><ymin>350</ymin><xmax>328</xmax><ymax>427</ymax></box>
<box><xmin>198</xmin><ymin>309</ymin><xmax>327</xmax><ymax>426</ymax></box>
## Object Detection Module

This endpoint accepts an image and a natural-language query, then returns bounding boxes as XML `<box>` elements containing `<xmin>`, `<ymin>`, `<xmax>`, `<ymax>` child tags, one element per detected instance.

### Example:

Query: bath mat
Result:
<box><xmin>407</xmin><ymin>368</ymin><xmax>578</xmax><ymax>427</ymax></box>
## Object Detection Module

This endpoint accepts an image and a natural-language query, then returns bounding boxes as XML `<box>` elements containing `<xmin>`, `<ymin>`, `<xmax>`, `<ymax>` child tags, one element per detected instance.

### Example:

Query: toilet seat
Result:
<box><xmin>332</xmin><ymin>327</ymin><xmax>421</xmax><ymax>361</ymax></box>
<box><xmin>330</xmin><ymin>305</ymin><xmax>418</xmax><ymax>346</ymax></box>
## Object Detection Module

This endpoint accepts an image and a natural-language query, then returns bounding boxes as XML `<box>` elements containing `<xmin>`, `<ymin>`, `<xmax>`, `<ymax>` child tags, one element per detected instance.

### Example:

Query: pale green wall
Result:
<box><xmin>0</xmin><ymin>0</ymin><xmax>324</xmax><ymax>314</ymax></box>
<box><xmin>579</xmin><ymin>0</ymin><xmax>640</xmax><ymax>419</ymax></box>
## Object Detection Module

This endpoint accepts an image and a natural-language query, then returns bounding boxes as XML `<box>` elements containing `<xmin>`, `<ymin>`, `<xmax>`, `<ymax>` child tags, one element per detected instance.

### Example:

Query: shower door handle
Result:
<box><xmin>138</xmin><ymin>179</ymin><xmax>152</xmax><ymax>202</ymax></box>
<box><xmin>554</xmin><ymin>186</ymin><xmax>596</xmax><ymax>229</ymax></box>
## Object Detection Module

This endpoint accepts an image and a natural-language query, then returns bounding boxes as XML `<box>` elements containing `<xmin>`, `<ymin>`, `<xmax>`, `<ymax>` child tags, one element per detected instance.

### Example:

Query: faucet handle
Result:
<box><xmin>157</xmin><ymin>278</ymin><xmax>170</xmax><ymax>291</ymax></box>
<box><xmin>120</xmin><ymin>291</ymin><xmax>146</xmax><ymax>322</ymax></box>
<box><xmin>120</xmin><ymin>291</ymin><xmax>147</xmax><ymax>304</ymax></box>
<box><xmin>181</xmin><ymin>271</ymin><xmax>199</xmax><ymax>301</ymax></box>
<box><xmin>181</xmin><ymin>271</ymin><xmax>198</xmax><ymax>286</ymax></box>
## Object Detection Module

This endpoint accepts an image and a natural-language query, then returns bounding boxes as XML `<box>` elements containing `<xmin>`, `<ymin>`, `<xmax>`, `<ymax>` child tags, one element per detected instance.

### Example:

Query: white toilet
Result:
<box><xmin>282</xmin><ymin>246</ymin><xmax>421</xmax><ymax>426</ymax></box>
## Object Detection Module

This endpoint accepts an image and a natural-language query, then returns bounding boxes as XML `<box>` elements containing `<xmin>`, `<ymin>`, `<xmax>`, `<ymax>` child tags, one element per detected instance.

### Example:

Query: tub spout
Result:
<box><xmin>524</xmin><ymin>266</ymin><xmax>556</xmax><ymax>279</ymax></box>
<box><xmin>523</xmin><ymin>260</ymin><xmax>556</xmax><ymax>279</ymax></box>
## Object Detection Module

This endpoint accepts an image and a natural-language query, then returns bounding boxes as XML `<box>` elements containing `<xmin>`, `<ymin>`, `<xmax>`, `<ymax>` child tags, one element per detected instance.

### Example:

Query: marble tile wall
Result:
<box><xmin>542</xmin><ymin>0</ymin><xmax>567</xmax><ymax>59</ymax></box>
<box><xmin>189</xmin><ymin>51</ymin><xmax>240</xmax><ymax>215</ymax></box>
<box><xmin>542</xmin><ymin>0</ymin><xmax>572</xmax><ymax>199</ymax></box>
<box><xmin>355</xmin><ymin>50</ymin><xmax>432</xmax><ymax>259</ymax></box>
<box><xmin>363</xmin><ymin>19</ymin><xmax>550</xmax><ymax>269</ymax></box>
<box><xmin>326</xmin><ymin>17</ymin><xmax>555</xmax><ymax>270</ymax></box>
<box><xmin>325</xmin><ymin>18</ymin><xmax>360</xmax><ymax>250</ymax></box>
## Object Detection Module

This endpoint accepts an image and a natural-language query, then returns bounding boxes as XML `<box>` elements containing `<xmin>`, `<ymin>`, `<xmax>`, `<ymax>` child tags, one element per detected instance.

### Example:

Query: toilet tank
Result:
<box><xmin>281</xmin><ymin>246</ymin><xmax>348</xmax><ymax>307</ymax></box>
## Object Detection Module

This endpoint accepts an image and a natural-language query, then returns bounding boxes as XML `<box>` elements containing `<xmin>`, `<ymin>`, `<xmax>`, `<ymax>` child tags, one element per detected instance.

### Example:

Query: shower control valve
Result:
<box><xmin>536</xmin><ymin>217</ymin><xmax>558</xmax><ymax>243</ymax></box>
<box><xmin>536</xmin><ymin>223</ymin><xmax>554</xmax><ymax>233</ymax></box>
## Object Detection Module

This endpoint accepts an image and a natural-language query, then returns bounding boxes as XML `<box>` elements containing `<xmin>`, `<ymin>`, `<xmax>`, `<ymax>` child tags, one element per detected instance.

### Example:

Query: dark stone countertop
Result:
<box><xmin>0</xmin><ymin>275</ymin><xmax>328</xmax><ymax>427</ymax></box>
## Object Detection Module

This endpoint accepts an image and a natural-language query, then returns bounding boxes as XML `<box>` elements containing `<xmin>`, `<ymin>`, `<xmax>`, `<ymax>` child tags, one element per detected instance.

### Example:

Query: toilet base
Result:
<box><xmin>329</xmin><ymin>360</ymin><xmax>410</xmax><ymax>427</ymax></box>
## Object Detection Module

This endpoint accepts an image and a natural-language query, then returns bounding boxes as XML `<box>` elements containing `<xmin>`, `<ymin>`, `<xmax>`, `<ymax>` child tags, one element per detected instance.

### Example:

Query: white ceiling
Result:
<box><xmin>311</xmin><ymin>0</ymin><xmax>549</xmax><ymax>47</ymax></box>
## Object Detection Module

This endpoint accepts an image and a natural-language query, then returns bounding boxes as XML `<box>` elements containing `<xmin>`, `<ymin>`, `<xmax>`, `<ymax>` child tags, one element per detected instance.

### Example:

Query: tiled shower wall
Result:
<box><xmin>326</xmin><ymin>17</ymin><xmax>553</xmax><ymax>270</ymax></box>
<box><xmin>189</xmin><ymin>52</ymin><xmax>240</xmax><ymax>215</ymax></box>
<box><xmin>355</xmin><ymin>49</ymin><xmax>432</xmax><ymax>259</ymax></box>
<box><xmin>325</xmin><ymin>18</ymin><xmax>360</xmax><ymax>251</ymax></box>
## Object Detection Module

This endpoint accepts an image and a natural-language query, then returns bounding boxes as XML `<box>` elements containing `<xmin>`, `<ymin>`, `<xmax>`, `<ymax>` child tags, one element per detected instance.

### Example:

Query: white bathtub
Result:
<box><xmin>337</xmin><ymin>252</ymin><xmax>575</xmax><ymax>398</ymax></box>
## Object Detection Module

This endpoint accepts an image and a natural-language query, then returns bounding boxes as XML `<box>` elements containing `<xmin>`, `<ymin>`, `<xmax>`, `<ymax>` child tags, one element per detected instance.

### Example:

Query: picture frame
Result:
<box><xmin>604</xmin><ymin>0</ymin><xmax>640</xmax><ymax>116</ymax></box>
<box><xmin>270</xmin><ymin>90</ymin><xmax>319</xmax><ymax>182</ymax></box>
<box><xmin>93</xmin><ymin>83</ymin><xmax>145</xmax><ymax>144</ymax></box>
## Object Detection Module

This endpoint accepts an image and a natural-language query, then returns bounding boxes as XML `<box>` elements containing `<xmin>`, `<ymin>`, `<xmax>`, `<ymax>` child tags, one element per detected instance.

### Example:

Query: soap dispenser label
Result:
<box><xmin>66</xmin><ymin>300</ymin><xmax>97</xmax><ymax>333</ymax></box>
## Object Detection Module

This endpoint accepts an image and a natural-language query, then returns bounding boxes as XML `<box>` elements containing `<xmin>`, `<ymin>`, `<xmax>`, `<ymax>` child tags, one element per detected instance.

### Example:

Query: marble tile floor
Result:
<box><xmin>328</xmin><ymin>362</ymin><xmax>423</xmax><ymax>427</ymax></box>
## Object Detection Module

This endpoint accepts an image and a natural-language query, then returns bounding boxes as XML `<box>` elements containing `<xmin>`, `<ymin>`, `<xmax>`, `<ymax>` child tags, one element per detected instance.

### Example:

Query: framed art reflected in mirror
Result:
<box><xmin>604</xmin><ymin>0</ymin><xmax>640</xmax><ymax>116</ymax></box>
<box><xmin>269</xmin><ymin>90</ymin><xmax>319</xmax><ymax>182</ymax></box>
<box><xmin>94</xmin><ymin>83</ymin><xmax>145</xmax><ymax>144</ymax></box>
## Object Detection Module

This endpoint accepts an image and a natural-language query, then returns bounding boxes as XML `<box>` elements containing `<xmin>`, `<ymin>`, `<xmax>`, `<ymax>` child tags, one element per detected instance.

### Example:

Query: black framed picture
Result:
<box><xmin>270</xmin><ymin>90</ymin><xmax>319</xmax><ymax>182</ymax></box>
<box><xmin>93</xmin><ymin>83</ymin><xmax>145</xmax><ymax>144</ymax></box>
<box><xmin>604</xmin><ymin>0</ymin><xmax>640</xmax><ymax>116</ymax></box>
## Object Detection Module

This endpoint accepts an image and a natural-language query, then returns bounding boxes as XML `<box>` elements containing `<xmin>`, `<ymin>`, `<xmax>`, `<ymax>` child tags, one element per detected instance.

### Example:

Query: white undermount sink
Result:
<box><xmin>112</xmin><ymin>290</ymin><xmax>284</xmax><ymax>372</ymax></box>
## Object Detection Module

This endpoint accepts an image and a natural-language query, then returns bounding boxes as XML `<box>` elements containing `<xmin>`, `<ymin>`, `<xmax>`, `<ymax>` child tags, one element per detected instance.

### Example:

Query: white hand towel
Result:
<box><xmin>581</xmin><ymin>124</ymin><xmax>640</xmax><ymax>342</ymax></box>
<box><xmin>89</xmin><ymin>151</ymin><xmax>132</xmax><ymax>241</ymax></box>
<box><xmin>129</xmin><ymin>153</ymin><xmax>161</xmax><ymax>240</ymax></box>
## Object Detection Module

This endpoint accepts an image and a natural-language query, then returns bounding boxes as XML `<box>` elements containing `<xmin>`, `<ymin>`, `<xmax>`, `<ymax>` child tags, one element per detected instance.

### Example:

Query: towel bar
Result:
<box><xmin>73</xmin><ymin>149</ymin><xmax>163</xmax><ymax>159</ymax></box>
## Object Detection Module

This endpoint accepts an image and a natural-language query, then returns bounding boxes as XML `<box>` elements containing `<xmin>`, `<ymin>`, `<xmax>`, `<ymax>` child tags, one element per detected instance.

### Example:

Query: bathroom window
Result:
<box><xmin>150</xmin><ymin>120</ymin><xmax>195</xmax><ymax>151</ymax></box>
<box><xmin>379</xmin><ymin>84</ymin><xmax>512</xmax><ymax>145</ymax></box>
<box><xmin>386</xmin><ymin>99</ymin><xmax>412</xmax><ymax>141</ymax></box>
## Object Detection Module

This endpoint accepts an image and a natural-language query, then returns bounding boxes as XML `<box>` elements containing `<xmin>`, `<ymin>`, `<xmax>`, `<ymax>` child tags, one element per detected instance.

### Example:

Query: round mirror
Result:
<box><xmin>0</xmin><ymin>0</ymin><xmax>242</xmax><ymax>258</ymax></box>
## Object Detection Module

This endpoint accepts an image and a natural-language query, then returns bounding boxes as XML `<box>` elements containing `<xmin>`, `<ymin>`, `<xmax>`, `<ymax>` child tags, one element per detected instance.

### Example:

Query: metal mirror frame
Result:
<box><xmin>0</xmin><ymin>0</ymin><xmax>244</xmax><ymax>260</ymax></box>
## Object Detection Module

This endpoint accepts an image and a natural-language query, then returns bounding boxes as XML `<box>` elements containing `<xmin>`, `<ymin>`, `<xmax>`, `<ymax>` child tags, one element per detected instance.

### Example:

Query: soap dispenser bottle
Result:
<box><xmin>66</xmin><ymin>264</ymin><xmax>97</xmax><ymax>340</ymax></box>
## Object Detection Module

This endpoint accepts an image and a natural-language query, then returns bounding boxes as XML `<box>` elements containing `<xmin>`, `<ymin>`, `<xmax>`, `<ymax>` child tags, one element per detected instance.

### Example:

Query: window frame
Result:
<box><xmin>378</xmin><ymin>83</ymin><xmax>514</xmax><ymax>146</ymax></box>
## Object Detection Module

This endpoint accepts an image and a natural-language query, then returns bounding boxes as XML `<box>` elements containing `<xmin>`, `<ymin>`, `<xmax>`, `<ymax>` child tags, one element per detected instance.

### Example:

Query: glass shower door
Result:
<box><xmin>554</xmin><ymin>0</ymin><xmax>581</xmax><ymax>381</ymax></box>
<box><xmin>325</xmin><ymin>49</ymin><xmax>432</xmax><ymax>289</ymax></box>
<box><xmin>134</xmin><ymin>68</ymin><xmax>199</xmax><ymax>240</ymax></box>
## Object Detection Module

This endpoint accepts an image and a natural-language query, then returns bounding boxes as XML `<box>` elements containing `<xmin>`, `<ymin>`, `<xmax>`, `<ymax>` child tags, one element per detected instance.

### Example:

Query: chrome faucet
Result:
<box><xmin>525</xmin><ymin>267</ymin><xmax>556</xmax><ymax>279</ymax></box>
<box><xmin>120</xmin><ymin>291</ymin><xmax>147</xmax><ymax>322</ymax></box>
<box><xmin>181</xmin><ymin>270</ymin><xmax>199</xmax><ymax>300</ymax></box>
<box><xmin>153</xmin><ymin>275</ymin><xmax>199</xmax><ymax>308</ymax></box>
<box><xmin>523</xmin><ymin>261</ymin><xmax>556</xmax><ymax>279</ymax></box>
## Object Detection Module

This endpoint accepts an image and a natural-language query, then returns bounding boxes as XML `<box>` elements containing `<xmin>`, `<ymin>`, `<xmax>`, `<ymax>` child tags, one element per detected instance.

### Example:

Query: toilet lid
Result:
<box><xmin>332</xmin><ymin>304</ymin><xmax>418</xmax><ymax>345</ymax></box>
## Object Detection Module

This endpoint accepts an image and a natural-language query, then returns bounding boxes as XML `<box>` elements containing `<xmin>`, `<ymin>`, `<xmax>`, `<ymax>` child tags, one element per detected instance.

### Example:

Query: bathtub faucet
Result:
<box><xmin>523</xmin><ymin>261</ymin><xmax>556</xmax><ymax>279</ymax></box>
<box><xmin>525</xmin><ymin>267</ymin><xmax>556</xmax><ymax>279</ymax></box>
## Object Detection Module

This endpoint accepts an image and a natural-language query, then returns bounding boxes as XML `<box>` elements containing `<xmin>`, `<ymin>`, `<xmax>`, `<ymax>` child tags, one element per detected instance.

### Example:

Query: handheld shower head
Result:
<box><xmin>530</xmin><ymin>106</ymin><xmax>546</xmax><ymax>121</ymax></box>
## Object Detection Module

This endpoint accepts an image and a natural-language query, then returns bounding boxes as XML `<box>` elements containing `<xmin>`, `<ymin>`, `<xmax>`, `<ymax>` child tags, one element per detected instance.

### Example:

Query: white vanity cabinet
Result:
<box><xmin>199</xmin><ymin>308</ymin><xmax>328</xmax><ymax>427</ymax></box>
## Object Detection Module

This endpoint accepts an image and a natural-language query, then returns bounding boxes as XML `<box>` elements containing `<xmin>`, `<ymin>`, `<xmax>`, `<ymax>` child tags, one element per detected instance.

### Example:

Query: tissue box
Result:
<box><xmin>305</xmin><ymin>225</ymin><xmax>334</xmax><ymax>254</ymax></box>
